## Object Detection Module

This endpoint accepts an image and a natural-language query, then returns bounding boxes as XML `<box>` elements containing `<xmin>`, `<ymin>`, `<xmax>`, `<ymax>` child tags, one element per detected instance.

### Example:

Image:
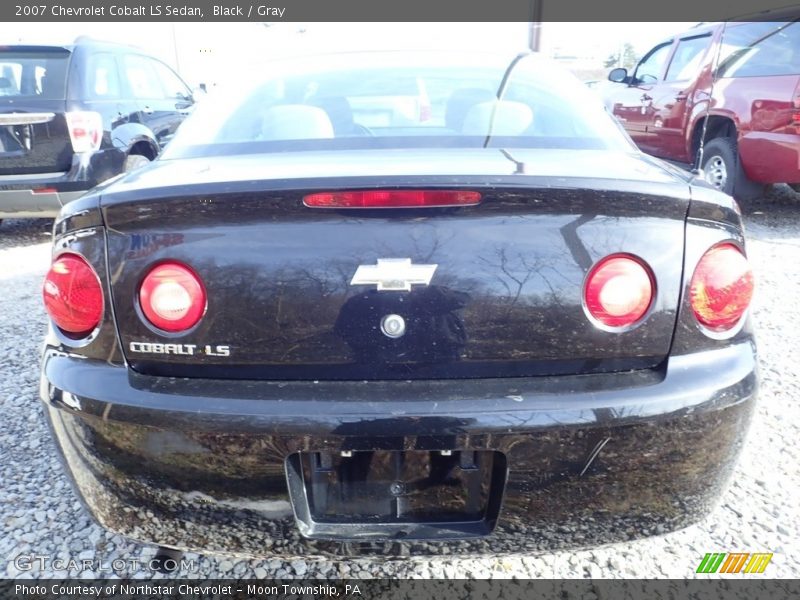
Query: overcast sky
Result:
<box><xmin>5</xmin><ymin>22</ymin><xmax>694</xmax><ymax>86</ymax></box>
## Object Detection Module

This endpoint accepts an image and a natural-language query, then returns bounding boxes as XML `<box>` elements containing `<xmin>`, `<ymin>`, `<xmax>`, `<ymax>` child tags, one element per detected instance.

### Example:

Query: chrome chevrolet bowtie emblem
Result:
<box><xmin>350</xmin><ymin>258</ymin><xmax>437</xmax><ymax>292</ymax></box>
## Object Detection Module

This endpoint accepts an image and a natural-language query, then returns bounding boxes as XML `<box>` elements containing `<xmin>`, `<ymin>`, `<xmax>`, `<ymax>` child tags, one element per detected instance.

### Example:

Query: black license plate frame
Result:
<box><xmin>285</xmin><ymin>449</ymin><xmax>506</xmax><ymax>541</ymax></box>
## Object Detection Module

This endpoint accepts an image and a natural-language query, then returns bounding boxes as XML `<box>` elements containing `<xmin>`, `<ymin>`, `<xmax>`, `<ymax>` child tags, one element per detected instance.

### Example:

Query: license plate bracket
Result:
<box><xmin>285</xmin><ymin>449</ymin><xmax>506</xmax><ymax>541</ymax></box>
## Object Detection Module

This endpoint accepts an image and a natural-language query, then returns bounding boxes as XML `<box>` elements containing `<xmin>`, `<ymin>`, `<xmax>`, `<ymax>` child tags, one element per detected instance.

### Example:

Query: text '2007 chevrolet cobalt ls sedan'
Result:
<box><xmin>39</xmin><ymin>51</ymin><xmax>757</xmax><ymax>558</ymax></box>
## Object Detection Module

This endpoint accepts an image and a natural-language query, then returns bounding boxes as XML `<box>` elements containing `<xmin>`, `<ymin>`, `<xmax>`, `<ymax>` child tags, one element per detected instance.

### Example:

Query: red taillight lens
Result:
<box><xmin>139</xmin><ymin>262</ymin><xmax>206</xmax><ymax>332</ymax></box>
<box><xmin>584</xmin><ymin>255</ymin><xmax>655</xmax><ymax>329</ymax></box>
<box><xmin>43</xmin><ymin>253</ymin><xmax>103</xmax><ymax>337</ymax></box>
<box><xmin>303</xmin><ymin>190</ymin><xmax>481</xmax><ymax>208</ymax></box>
<box><xmin>690</xmin><ymin>243</ymin><xmax>753</xmax><ymax>332</ymax></box>
<box><xmin>65</xmin><ymin>111</ymin><xmax>103</xmax><ymax>153</ymax></box>
<box><xmin>790</xmin><ymin>90</ymin><xmax>800</xmax><ymax>132</ymax></box>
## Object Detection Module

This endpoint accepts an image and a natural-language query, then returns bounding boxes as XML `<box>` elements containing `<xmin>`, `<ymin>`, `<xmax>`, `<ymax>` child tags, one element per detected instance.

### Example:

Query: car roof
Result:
<box><xmin>250</xmin><ymin>49</ymin><xmax>543</xmax><ymax>79</ymax></box>
<box><xmin>262</xmin><ymin>48</ymin><xmax>529</xmax><ymax>66</ymax></box>
<box><xmin>0</xmin><ymin>37</ymin><xmax>143</xmax><ymax>54</ymax></box>
<box><xmin>0</xmin><ymin>44</ymin><xmax>74</xmax><ymax>52</ymax></box>
<box><xmin>654</xmin><ymin>9</ymin><xmax>798</xmax><ymax>46</ymax></box>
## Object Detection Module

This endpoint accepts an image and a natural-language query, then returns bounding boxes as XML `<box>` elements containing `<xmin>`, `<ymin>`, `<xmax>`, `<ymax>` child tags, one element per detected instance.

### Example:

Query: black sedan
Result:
<box><xmin>39</xmin><ymin>51</ymin><xmax>757</xmax><ymax>558</ymax></box>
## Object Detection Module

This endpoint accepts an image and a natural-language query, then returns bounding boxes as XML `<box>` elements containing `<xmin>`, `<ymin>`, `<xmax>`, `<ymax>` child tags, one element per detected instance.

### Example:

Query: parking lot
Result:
<box><xmin>1</xmin><ymin>185</ymin><xmax>798</xmax><ymax>579</ymax></box>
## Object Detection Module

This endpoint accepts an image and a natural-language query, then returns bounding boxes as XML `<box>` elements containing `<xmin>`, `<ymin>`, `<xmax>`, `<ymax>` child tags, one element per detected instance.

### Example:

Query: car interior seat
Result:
<box><xmin>461</xmin><ymin>100</ymin><xmax>534</xmax><ymax>137</ymax></box>
<box><xmin>445</xmin><ymin>88</ymin><xmax>496</xmax><ymax>132</ymax></box>
<box><xmin>309</xmin><ymin>96</ymin><xmax>365</xmax><ymax>136</ymax></box>
<box><xmin>0</xmin><ymin>77</ymin><xmax>13</xmax><ymax>96</ymax></box>
<box><xmin>258</xmin><ymin>105</ymin><xmax>335</xmax><ymax>141</ymax></box>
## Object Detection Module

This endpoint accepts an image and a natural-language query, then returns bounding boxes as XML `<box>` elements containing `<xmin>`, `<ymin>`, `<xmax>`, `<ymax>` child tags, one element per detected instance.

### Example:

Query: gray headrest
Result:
<box><xmin>445</xmin><ymin>88</ymin><xmax>496</xmax><ymax>131</ymax></box>
<box><xmin>461</xmin><ymin>100</ymin><xmax>533</xmax><ymax>136</ymax></box>
<box><xmin>259</xmin><ymin>105</ymin><xmax>334</xmax><ymax>141</ymax></box>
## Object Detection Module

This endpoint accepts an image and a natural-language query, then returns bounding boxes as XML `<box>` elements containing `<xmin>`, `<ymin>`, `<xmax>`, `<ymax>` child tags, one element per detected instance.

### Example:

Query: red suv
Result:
<box><xmin>603</xmin><ymin>18</ymin><xmax>800</xmax><ymax>201</ymax></box>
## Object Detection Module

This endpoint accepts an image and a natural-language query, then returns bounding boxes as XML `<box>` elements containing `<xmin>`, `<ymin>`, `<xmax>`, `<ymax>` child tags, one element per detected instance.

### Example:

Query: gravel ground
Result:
<box><xmin>1</xmin><ymin>185</ymin><xmax>798</xmax><ymax>580</ymax></box>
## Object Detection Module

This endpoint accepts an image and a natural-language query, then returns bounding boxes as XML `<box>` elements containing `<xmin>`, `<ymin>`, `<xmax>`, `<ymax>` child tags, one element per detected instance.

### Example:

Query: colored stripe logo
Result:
<box><xmin>696</xmin><ymin>553</ymin><xmax>773</xmax><ymax>574</ymax></box>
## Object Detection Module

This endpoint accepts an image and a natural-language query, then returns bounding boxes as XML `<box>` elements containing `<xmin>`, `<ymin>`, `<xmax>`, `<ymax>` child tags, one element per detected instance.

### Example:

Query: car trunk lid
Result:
<box><xmin>103</xmin><ymin>148</ymin><xmax>689</xmax><ymax>380</ymax></box>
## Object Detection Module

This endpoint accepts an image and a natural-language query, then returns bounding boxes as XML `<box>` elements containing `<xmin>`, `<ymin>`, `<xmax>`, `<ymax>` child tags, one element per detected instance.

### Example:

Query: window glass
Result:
<box><xmin>122</xmin><ymin>55</ymin><xmax>164</xmax><ymax>99</ymax></box>
<box><xmin>85</xmin><ymin>53</ymin><xmax>121</xmax><ymax>99</ymax></box>
<box><xmin>162</xmin><ymin>52</ymin><xmax>634</xmax><ymax>160</ymax></box>
<box><xmin>665</xmin><ymin>35</ymin><xmax>710</xmax><ymax>82</ymax></box>
<box><xmin>718</xmin><ymin>21</ymin><xmax>800</xmax><ymax>78</ymax></box>
<box><xmin>151</xmin><ymin>60</ymin><xmax>190</xmax><ymax>99</ymax></box>
<box><xmin>635</xmin><ymin>43</ymin><xmax>673</xmax><ymax>83</ymax></box>
<box><xmin>0</xmin><ymin>49</ymin><xmax>69</xmax><ymax>98</ymax></box>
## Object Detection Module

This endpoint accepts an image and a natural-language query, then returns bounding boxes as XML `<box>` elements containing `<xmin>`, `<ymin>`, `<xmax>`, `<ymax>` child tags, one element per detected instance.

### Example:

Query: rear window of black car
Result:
<box><xmin>0</xmin><ymin>48</ymin><xmax>70</xmax><ymax>99</ymax></box>
<box><xmin>162</xmin><ymin>52</ymin><xmax>633</xmax><ymax>159</ymax></box>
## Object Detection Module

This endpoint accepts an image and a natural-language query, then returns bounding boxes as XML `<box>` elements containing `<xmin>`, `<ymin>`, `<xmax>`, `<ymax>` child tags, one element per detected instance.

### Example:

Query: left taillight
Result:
<box><xmin>43</xmin><ymin>253</ymin><xmax>103</xmax><ymax>338</ymax></box>
<box><xmin>139</xmin><ymin>262</ymin><xmax>207</xmax><ymax>332</ymax></box>
<box><xmin>584</xmin><ymin>254</ymin><xmax>655</xmax><ymax>330</ymax></box>
<box><xmin>65</xmin><ymin>111</ymin><xmax>103</xmax><ymax>153</ymax></box>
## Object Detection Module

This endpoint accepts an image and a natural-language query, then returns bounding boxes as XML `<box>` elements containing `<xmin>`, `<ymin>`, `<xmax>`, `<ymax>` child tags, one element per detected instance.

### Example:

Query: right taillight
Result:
<box><xmin>65</xmin><ymin>111</ymin><xmax>103</xmax><ymax>153</ymax></box>
<box><xmin>689</xmin><ymin>243</ymin><xmax>754</xmax><ymax>332</ymax></box>
<box><xmin>139</xmin><ymin>262</ymin><xmax>206</xmax><ymax>332</ymax></box>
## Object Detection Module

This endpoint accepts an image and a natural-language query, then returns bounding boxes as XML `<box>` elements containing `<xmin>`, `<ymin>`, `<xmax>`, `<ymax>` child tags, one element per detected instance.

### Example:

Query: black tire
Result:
<box><xmin>700</xmin><ymin>137</ymin><xmax>763</xmax><ymax>202</ymax></box>
<box><xmin>123</xmin><ymin>153</ymin><xmax>151</xmax><ymax>172</ymax></box>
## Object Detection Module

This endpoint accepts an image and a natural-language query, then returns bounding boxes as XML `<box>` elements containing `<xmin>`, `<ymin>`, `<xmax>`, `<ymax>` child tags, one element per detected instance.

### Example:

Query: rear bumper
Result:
<box><xmin>0</xmin><ymin>147</ymin><xmax>123</xmax><ymax>217</ymax></box>
<box><xmin>739</xmin><ymin>131</ymin><xmax>800</xmax><ymax>184</ymax></box>
<box><xmin>40</xmin><ymin>341</ymin><xmax>757</xmax><ymax>558</ymax></box>
<box><xmin>0</xmin><ymin>187</ymin><xmax>84</xmax><ymax>217</ymax></box>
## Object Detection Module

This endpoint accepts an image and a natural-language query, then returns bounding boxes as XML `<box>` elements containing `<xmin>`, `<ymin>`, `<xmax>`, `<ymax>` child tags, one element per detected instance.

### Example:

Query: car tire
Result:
<box><xmin>123</xmin><ymin>154</ymin><xmax>151</xmax><ymax>172</ymax></box>
<box><xmin>700</xmin><ymin>137</ymin><xmax>763</xmax><ymax>202</ymax></box>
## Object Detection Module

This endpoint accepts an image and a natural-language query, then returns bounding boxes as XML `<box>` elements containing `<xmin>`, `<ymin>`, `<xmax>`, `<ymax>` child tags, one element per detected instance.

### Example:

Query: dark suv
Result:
<box><xmin>0</xmin><ymin>37</ymin><xmax>193</xmax><ymax>219</ymax></box>
<box><xmin>603</xmin><ymin>18</ymin><xmax>800</xmax><ymax>201</ymax></box>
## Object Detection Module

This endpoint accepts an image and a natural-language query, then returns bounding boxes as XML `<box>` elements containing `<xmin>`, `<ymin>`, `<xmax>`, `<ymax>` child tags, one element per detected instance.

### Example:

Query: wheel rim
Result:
<box><xmin>704</xmin><ymin>156</ymin><xmax>728</xmax><ymax>189</ymax></box>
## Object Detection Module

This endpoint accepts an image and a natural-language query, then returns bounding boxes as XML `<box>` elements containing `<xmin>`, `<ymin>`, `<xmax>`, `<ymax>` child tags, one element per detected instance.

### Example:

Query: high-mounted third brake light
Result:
<box><xmin>139</xmin><ymin>262</ymin><xmax>207</xmax><ymax>332</ymax></box>
<box><xmin>690</xmin><ymin>243</ymin><xmax>753</xmax><ymax>333</ymax></box>
<box><xmin>303</xmin><ymin>190</ymin><xmax>481</xmax><ymax>208</ymax></box>
<box><xmin>584</xmin><ymin>254</ymin><xmax>655</xmax><ymax>330</ymax></box>
<box><xmin>43</xmin><ymin>253</ymin><xmax>103</xmax><ymax>338</ymax></box>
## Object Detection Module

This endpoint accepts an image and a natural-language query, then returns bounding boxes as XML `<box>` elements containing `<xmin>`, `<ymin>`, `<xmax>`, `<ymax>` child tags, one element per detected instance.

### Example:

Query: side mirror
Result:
<box><xmin>608</xmin><ymin>68</ymin><xmax>628</xmax><ymax>83</ymax></box>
